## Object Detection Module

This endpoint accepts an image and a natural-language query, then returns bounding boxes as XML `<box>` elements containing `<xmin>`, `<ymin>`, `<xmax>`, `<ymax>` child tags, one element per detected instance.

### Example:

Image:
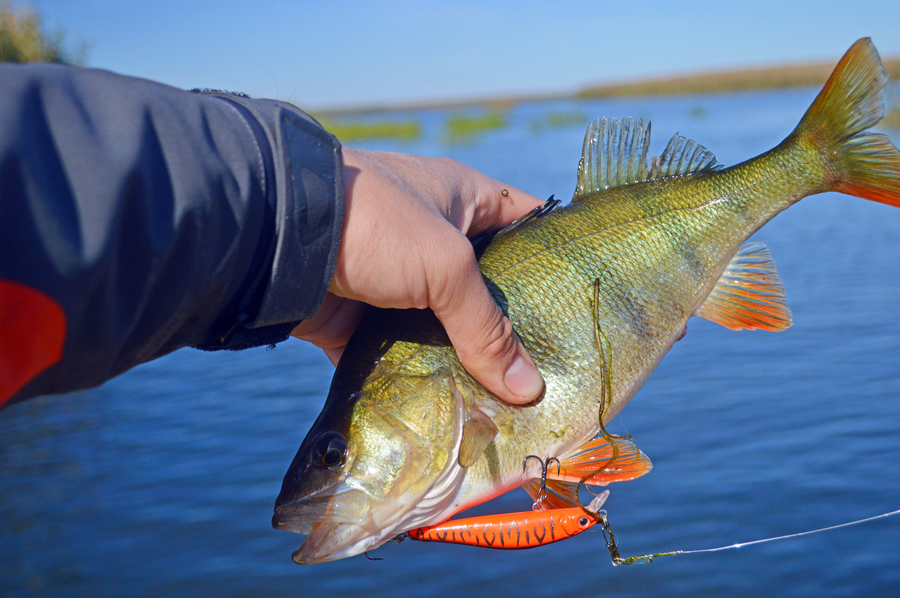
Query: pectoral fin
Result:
<box><xmin>697</xmin><ymin>241</ymin><xmax>792</xmax><ymax>332</ymax></box>
<box><xmin>458</xmin><ymin>408</ymin><xmax>498</xmax><ymax>467</ymax></box>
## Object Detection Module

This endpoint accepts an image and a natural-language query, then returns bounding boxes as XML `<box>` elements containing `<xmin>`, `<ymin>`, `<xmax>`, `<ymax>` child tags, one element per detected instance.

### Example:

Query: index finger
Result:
<box><xmin>467</xmin><ymin>181</ymin><xmax>545</xmax><ymax>238</ymax></box>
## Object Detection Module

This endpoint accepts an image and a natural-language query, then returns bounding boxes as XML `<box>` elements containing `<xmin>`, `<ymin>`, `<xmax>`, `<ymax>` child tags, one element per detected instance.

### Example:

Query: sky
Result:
<box><xmin>31</xmin><ymin>0</ymin><xmax>900</xmax><ymax>111</ymax></box>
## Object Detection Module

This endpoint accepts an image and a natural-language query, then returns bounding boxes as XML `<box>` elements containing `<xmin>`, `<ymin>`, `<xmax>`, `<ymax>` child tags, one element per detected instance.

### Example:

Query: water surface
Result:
<box><xmin>2</xmin><ymin>87</ymin><xmax>899</xmax><ymax>597</ymax></box>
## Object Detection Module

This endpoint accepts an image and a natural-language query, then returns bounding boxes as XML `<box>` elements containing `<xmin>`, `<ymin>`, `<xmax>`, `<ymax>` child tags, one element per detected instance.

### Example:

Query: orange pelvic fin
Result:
<box><xmin>552</xmin><ymin>434</ymin><xmax>653</xmax><ymax>486</ymax></box>
<box><xmin>520</xmin><ymin>434</ymin><xmax>652</xmax><ymax>509</ymax></box>
<box><xmin>697</xmin><ymin>241</ymin><xmax>792</xmax><ymax>332</ymax></box>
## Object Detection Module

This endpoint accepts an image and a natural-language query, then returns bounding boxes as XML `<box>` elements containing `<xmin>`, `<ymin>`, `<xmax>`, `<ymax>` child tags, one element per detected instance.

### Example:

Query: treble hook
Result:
<box><xmin>522</xmin><ymin>455</ymin><xmax>561</xmax><ymax>510</ymax></box>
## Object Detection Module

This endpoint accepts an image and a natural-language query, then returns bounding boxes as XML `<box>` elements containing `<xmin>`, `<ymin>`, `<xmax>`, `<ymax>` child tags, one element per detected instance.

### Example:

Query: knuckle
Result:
<box><xmin>478</xmin><ymin>314</ymin><xmax>517</xmax><ymax>361</ymax></box>
<box><xmin>444</xmin><ymin>237</ymin><xmax>477</xmax><ymax>275</ymax></box>
<box><xmin>433</xmin><ymin>156</ymin><xmax>464</xmax><ymax>172</ymax></box>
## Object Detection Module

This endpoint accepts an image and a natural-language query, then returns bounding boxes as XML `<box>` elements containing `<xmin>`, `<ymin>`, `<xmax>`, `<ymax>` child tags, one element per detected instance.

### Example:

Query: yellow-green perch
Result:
<box><xmin>273</xmin><ymin>39</ymin><xmax>900</xmax><ymax>564</ymax></box>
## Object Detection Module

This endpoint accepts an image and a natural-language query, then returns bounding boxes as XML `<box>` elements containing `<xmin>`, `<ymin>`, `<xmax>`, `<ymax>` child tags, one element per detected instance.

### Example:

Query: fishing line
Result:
<box><xmin>600</xmin><ymin>507</ymin><xmax>900</xmax><ymax>565</ymax></box>
<box><xmin>573</xmin><ymin>273</ymin><xmax>900</xmax><ymax>565</ymax></box>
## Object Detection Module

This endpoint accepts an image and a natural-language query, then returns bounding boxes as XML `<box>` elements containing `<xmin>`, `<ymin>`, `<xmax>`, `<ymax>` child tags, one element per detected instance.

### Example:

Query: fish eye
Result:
<box><xmin>578</xmin><ymin>516</ymin><xmax>590</xmax><ymax>527</ymax></box>
<box><xmin>312</xmin><ymin>432</ymin><xmax>346</xmax><ymax>469</ymax></box>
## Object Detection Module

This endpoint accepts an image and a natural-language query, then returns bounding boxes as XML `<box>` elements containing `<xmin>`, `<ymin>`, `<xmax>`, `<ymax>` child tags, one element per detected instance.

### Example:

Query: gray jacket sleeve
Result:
<box><xmin>0</xmin><ymin>64</ymin><xmax>343</xmax><ymax>405</ymax></box>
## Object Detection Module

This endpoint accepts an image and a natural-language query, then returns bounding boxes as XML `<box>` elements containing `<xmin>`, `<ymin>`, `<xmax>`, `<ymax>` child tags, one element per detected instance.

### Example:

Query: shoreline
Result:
<box><xmin>313</xmin><ymin>57</ymin><xmax>900</xmax><ymax>117</ymax></box>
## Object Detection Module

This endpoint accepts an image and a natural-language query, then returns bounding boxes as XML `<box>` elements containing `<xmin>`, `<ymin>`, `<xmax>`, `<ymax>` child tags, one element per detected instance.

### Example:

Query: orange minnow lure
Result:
<box><xmin>408</xmin><ymin>491</ymin><xmax>609</xmax><ymax>549</ymax></box>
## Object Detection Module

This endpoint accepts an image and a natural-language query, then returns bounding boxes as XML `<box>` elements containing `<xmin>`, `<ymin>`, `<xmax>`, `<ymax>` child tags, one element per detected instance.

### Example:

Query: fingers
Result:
<box><xmin>320</xmin><ymin>148</ymin><xmax>545</xmax><ymax>405</ymax></box>
<box><xmin>492</xmin><ymin>182</ymin><xmax>546</xmax><ymax>227</ymax></box>
<box><xmin>430</xmin><ymin>241</ymin><xmax>544</xmax><ymax>405</ymax></box>
<box><xmin>467</xmin><ymin>179</ymin><xmax>545</xmax><ymax>237</ymax></box>
<box><xmin>321</xmin><ymin>346</ymin><xmax>345</xmax><ymax>367</ymax></box>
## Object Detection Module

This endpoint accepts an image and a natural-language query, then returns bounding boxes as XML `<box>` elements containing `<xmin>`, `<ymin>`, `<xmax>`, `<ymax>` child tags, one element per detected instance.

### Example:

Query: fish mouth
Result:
<box><xmin>272</xmin><ymin>488</ymin><xmax>390</xmax><ymax>564</ymax></box>
<box><xmin>272</xmin><ymin>484</ymin><xmax>462</xmax><ymax>564</ymax></box>
<box><xmin>273</xmin><ymin>506</ymin><xmax>400</xmax><ymax>564</ymax></box>
<box><xmin>288</xmin><ymin>521</ymin><xmax>384</xmax><ymax>565</ymax></box>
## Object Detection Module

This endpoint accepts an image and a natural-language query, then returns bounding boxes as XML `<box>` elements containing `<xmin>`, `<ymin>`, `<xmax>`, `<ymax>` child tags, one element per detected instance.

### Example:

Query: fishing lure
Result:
<box><xmin>407</xmin><ymin>490</ymin><xmax>609</xmax><ymax>549</ymax></box>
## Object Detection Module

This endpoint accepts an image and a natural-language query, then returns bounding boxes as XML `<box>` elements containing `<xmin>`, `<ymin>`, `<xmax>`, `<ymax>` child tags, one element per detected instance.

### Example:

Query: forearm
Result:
<box><xmin>0</xmin><ymin>64</ymin><xmax>343</xmax><ymax>405</ymax></box>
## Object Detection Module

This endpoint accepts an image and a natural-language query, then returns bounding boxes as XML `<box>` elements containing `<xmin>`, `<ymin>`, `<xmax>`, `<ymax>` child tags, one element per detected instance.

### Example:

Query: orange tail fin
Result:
<box><xmin>796</xmin><ymin>37</ymin><xmax>900</xmax><ymax>207</ymax></box>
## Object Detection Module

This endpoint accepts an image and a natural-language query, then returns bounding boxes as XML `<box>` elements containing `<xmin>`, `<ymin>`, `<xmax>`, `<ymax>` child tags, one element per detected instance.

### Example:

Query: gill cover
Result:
<box><xmin>344</xmin><ymin>369</ymin><xmax>464</xmax><ymax>506</ymax></box>
<box><xmin>274</xmin><ymin>368</ymin><xmax>469</xmax><ymax>563</ymax></box>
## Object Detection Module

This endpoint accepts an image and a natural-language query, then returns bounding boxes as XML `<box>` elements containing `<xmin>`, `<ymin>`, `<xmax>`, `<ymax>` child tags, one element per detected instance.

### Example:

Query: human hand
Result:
<box><xmin>291</xmin><ymin>147</ymin><xmax>545</xmax><ymax>405</ymax></box>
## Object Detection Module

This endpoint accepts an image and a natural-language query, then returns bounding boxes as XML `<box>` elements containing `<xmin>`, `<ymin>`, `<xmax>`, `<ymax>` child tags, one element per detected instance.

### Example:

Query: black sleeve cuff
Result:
<box><xmin>194</xmin><ymin>94</ymin><xmax>344</xmax><ymax>351</ymax></box>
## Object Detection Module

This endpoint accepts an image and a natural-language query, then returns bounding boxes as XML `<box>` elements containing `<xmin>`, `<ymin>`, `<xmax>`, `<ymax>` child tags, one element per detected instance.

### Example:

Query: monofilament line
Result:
<box><xmin>610</xmin><ymin>508</ymin><xmax>900</xmax><ymax>565</ymax></box>
<box><xmin>678</xmin><ymin>508</ymin><xmax>900</xmax><ymax>555</ymax></box>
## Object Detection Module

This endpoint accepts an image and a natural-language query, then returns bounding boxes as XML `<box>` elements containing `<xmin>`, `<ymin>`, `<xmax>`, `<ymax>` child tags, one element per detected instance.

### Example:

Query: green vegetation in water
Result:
<box><xmin>0</xmin><ymin>0</ymin><xmax>87</xmax><ymax>64</ymax></box>
<box><xmin>883</xmin><ymin>103</ymin><xmax>900</xmax><ymax>129</ymax></box>
<box><xmin>445</xmin><ymin>112</ymin><xmax>507</xmax><ymax>143</ymax></box>
<box><xmin>315</xmin><ymin>119</ymin><xmax>421</xmax><ymax>142</ymax></box>
<box><xmin>689</xmin><ymin>105</ymin><xmax>707</xmax><ymax>120</ymax></box>
<box><xmin>529</xmin><ymin>111</ymin><xmax>588</xmax><ymax>133</ymax></box>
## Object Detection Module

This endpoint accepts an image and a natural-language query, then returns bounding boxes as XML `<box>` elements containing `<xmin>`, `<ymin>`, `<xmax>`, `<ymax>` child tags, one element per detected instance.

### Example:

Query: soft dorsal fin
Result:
<box><xmin>573</xmin><ymin>117</ymin><xmax>723</xmax><ymax>201</ymax></box>
<box><xmin>522</xmin><ymin>434</ymin><xmax>653</xmax><ymax>508</ymax></box>
<box><xmin>649</xmin><ymin>133</ymin><xmax>722</xmax><ymax>179</ymax></box>
<box><xmin>697</xmin><ymin>241</ymin><xmax>793</xmax><ymax>331</ymax></box>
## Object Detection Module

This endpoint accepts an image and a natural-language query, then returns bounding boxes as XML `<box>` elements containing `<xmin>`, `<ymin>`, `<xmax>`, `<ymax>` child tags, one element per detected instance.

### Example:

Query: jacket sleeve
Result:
<box><xmin>0</xmin><ymin>64</ymin><xmax>344</xmax><ymax>406</ymax></box>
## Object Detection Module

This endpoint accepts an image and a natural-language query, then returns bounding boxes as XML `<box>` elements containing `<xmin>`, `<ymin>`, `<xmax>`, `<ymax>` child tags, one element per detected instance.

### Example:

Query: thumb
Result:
<box><xmin>431</xmin><ymin>245</ymin><xmax>544</xmax><ymax>405</ymax></box>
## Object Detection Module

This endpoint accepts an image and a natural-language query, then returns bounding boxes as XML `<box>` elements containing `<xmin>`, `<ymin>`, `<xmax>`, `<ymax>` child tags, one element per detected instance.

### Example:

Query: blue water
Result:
<box><xmin>3</xmin><ymin>88</ymin><xmax>900</xmax><ymax>598</ymax></box>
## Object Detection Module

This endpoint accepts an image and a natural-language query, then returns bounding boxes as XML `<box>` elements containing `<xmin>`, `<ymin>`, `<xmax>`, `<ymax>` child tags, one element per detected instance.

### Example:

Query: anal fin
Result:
<box><xmin>697</xmin><ymin>241</ymin><xmax>792</xmax><ymax>332</ymax></box>
<box><xmin>522</xmin><ymin>478</ymin><xmax>582</xmax><ymax>510</ymax></box>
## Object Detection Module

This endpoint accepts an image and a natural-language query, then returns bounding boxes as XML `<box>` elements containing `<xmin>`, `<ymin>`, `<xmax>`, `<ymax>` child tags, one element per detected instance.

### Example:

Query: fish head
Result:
<box><xmin>273</xmin><ymin>368</ymin><xmax>467</xmax><ymax>564</ymax></box>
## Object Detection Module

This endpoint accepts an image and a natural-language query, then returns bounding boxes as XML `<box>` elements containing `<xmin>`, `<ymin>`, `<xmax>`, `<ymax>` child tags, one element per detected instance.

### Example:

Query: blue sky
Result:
<box><xmin>33</xmin><ymin>0</ymin><xmax>900</xmax><ymax>111</ymax></box>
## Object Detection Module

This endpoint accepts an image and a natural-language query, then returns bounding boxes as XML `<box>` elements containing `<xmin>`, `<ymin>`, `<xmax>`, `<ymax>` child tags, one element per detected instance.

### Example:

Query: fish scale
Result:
<box><xmin>273</xmin><ymin>38</ymin><xmax>900</xmax><ymax>563</ymax></box>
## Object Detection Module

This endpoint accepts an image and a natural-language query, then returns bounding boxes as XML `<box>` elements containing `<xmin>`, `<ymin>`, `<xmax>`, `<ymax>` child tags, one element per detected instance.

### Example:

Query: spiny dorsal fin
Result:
<box><xmin>697</xmin><ymin>241</ymin><xmax>793</xmax><ymax>331</ymax></box>
<box><xmin>574</xmin><ymin>117</ymin><xmax>651</xmax><ymax>200</ymax></box>
<box><xmin>573</xmin><ymin>118</ymin><xmax>722</xmax><ymax>202</ymax></box>
<box><xmin>471</xmin><ymin>196</ymin><xmax>562</xmax><ymax>256</ymax></box>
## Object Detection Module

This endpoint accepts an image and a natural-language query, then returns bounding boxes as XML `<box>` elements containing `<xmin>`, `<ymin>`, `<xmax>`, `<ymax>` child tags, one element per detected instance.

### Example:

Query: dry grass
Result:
<box><xmin>577</xmin><ymin>59</ymin><xmax>900</xmax><ymax>99</ymax></box>
<box><xmin>313</xmin><ymin>56</ymin><xmax>900</xmax><ymax>118</ymax></box>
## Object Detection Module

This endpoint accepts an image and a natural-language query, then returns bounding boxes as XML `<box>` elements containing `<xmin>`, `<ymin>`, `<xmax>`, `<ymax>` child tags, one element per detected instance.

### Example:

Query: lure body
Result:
<box><xmin>409</xmin><ymin>491</ymin><xmax>609</xmax><ymax>549</ymax></box>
